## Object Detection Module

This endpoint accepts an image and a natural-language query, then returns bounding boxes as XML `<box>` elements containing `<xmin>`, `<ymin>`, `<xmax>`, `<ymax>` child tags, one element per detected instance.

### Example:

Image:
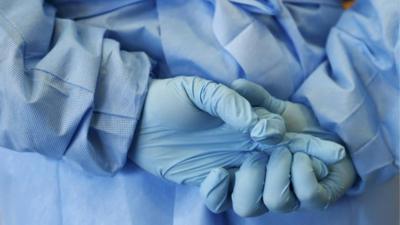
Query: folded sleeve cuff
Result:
<box><xmin>347</xmin><ymin>129</ymin><xmax>398</xmax><ymax>195</ymax></box>
<box><xmin>63</xmin><ymin>39</ymin><xmax>152</xmax><ymax>175</ymax></box>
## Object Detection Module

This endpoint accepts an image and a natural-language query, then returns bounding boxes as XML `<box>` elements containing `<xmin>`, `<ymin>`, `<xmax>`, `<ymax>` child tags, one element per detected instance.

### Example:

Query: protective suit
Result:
<box><xmin>0</xmin><ymin>0</ymin><xmax>398</xmax><ymax>225</ymax></box>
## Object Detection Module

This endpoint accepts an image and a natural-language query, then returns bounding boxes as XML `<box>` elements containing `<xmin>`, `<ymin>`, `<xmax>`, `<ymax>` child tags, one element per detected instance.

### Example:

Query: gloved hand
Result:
<box><xmin>229</xmin><ymin>79</ymin><xmax>356</xmax><ymax>212</ymax></box>
<box><xmin>200</xmin><ymin>149</ymin><xmax>331</xmax><ymax>217</ymax></box>
<box><xmin>129</xmin><ymin>76</ymin><xmax>345</xmax><ymax>186</ymax></box>
<box><xmin>230</xmin><ymin>79</ymin><xmax>340</xmax><ymax>142</ymax></box>
<box><xmin>129</xmin><ymin>76</ymin><xmax>285</xmax><ymax>184</ymax></box>
<box><xmin>129</xmin><ymin>76</ymin><xmax>347</xmax><ymax>218</ymax></box>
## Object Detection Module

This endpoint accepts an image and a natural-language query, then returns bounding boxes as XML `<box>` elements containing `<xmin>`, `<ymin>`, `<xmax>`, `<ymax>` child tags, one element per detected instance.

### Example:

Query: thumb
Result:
<box><xmin>291</xmin><ymin>153</ymin><xmax>356</xmax><ymax>209</ymax></box>
<box><xmin>231</xmin><ymin>79</ymin><xmax>286</xmax><ymax>115</ymax></box>
<box><xmin>285</xmin><ymin>133</ymin><xmax>346</xmax><ymax>165</ymax></box>
<box><xmin>200</xmin><ymin>168</ymin><xmax>234</xmax><ymax>213</ymax></box>
<box><xmin>180</xmin><ymin>76</ymin><xmax>286</xmax><ymax>144</ymax></box>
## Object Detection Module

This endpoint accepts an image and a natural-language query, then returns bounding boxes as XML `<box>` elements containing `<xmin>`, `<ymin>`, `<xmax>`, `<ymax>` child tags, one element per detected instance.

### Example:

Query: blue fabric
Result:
<box><xmin>293</xmin><ymin>0</ymin><xmax>400</xmax><ymax>193</ymax></box>
<box><xmin>0</xmin><ymin>148</ymin><xmax>398</xmax><ymax>225</ymax></box>
<box><xmin>0</xmin><ymin>0</ymin><xmax>151</xmax><ymax>175</ymax></box>
<box><xmin>0</xmin><ymin>0</ymin><xmax>399</xmax><ymax>224</ymax></box>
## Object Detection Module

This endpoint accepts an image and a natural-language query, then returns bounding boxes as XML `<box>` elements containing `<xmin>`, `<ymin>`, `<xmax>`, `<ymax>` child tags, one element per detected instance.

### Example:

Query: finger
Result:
<box><xmin>318</xmin><ymin>157</ymin><xmax>356</xmax><ymax>205</ymax></box>
<box><xmin>252</xmin><ymin>107</ymin><xmax>288</xmax><ymax>145</ymax></box>
<box><xmin>285</xmin><ymin>133</ymin><xmax>346</xmax><ymax>164</ymax></box>
<box><xmin>232</xmin><ymin>152</ymin><xmax>269</xmax><ymax>217</ymax></box>
<box><xmin>291</xmin><ymin>152</ymin><xmax>327</xmax><ymax>209</ymax></box>
<box><xmin>292</xmin><ymin>153</ymin><xmax>356</xmax><ymax>209</ymax></box>
<box><xmin>311</xmin><ymin>157</ymin><xmax>329</xmax><ymax>181</ymax></box>
<box><xmin>231</xmin><ymin>79</ymin><xmax>285</xmax><ymax>114</ymax></box>
<box><xmin>181</xmin><ymin>77</ymin><xmax>285</xmax><ymax>144</ymax></box>
<box><xmin>200</xmin><ymin>168</ymin><xmax>233</xmax><ymax>213</ymax></box>
<box><xmin>263</xmin><ymin>148</ymin><xmax>298</xmax><ymax>212</ymax></box>
<box><xmin>231</xmin><ymin>79</ymin><xmax>340</xmax><ymax>142</ymax></box>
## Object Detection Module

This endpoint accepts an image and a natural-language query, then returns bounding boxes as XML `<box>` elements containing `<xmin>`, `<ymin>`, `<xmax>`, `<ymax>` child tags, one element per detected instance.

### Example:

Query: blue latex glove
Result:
<box><xmin>129</xmin><ymin>76</ymin><xmax>286</xmax><ymax>184</ymax></box>
<box><xmin>231</xmin><ymin>79</ymin><xmax>356</xmax><ymax>212</ymax></box>
<box><xmin>200</xmin><ymin>147</ymin><xmax>332</xmax><ymax>217</ymax></box>
<box><xmin>230</xmin><ymin>79</ymin><xmax>339</xmax><ymax>141</ymax></box>
<box><xmin>129</xmin><ymin>76</ymin><xmax>345</xmax><ymax>188</ymax></box>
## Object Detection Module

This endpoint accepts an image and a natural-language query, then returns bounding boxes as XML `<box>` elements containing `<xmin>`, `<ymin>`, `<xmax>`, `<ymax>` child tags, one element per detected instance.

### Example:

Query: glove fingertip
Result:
<box><xmin>324</xmin><ymin>141</ymin><xmax>346</xmax><ymax>164</ymax></box>
<box><xmin>250</xmin><ymin>116</ymin><xmax>286</xmax><ymax>145</ymax></box>
<box><xmin>200</xmin><ymin>168</ymin><xmax>231</xmax><ymax>213</ymax></box>
<box><xmin>287</xmin><ymin>133</ymin><xmax>346</xmax><ymax>165</ymax></box>
<box><xmin>230</xmin><ymin>79</ymin><xmax>267</xmax><ymax>106</ymax></box>
<box><xmin>311</xmin><ymin>157</ymin><xmax>329</xmax><ymax>180</ymax></box>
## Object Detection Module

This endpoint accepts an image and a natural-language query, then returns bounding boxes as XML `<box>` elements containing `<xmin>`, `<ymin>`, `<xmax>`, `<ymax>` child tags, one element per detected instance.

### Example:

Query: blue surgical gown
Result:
<box><xmin>0</xmin><ymin>0</ymin><xmax>398</xmax><ymax>224</ymax></box>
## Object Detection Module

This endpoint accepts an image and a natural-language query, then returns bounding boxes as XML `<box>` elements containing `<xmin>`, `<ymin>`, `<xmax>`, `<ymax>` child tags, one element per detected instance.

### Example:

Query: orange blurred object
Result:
<box><xmin>343</xmin><ymin>0</ymin><xmax>355</xmax><ymax>9</ymax></box>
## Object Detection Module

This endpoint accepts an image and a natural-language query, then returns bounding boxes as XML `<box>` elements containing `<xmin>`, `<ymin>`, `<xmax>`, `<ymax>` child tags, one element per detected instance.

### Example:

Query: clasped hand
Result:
<box><xmin>129</xmin><ymin>76</ymin><xmax>356</xmax><ymax>217</ymax></box>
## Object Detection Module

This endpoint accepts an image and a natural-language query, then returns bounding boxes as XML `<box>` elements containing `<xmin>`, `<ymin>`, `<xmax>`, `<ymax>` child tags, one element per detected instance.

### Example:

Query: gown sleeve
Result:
<box><xmin>293</xmin><ymin>0</ymin><xmax>400</xmax><ymax>193</ymax></box>
<box><xmin>0</xmin><ymin>0</ymin><xmax>151</xmax><ymax>175</ymax></box>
